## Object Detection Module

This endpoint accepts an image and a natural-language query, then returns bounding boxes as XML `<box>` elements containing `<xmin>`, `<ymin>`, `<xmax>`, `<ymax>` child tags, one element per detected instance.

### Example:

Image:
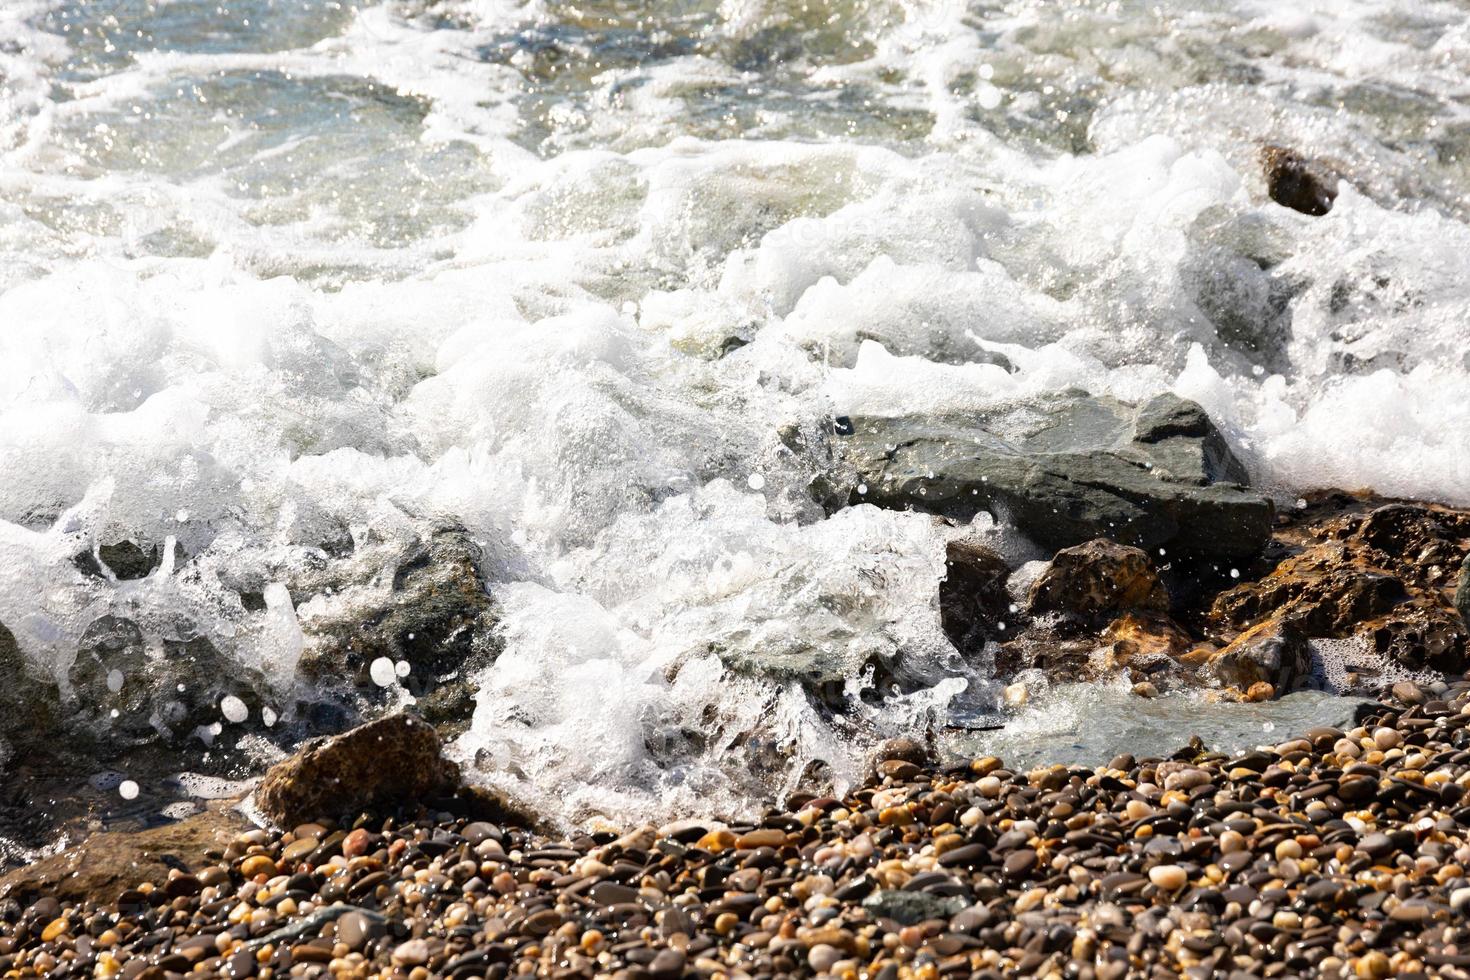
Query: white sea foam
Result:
<box><xmin>1</xmin><ymin>0</ymin><xmax>1468</xmax><ymax>824</ymax></box>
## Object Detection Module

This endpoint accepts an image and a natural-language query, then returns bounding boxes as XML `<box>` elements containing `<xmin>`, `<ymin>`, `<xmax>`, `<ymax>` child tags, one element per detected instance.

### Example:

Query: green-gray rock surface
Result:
<box><xmin>840</xmin><ymin>393</ymin><xmax>1272</xmax><ymax>560</ymax></box>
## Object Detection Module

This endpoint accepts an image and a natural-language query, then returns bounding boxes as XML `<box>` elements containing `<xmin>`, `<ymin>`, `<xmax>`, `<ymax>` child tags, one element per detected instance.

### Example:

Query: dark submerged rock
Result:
<box><xmin>840</xmin><ymin>393</ymin><xmax>1272</xmax><ymax>561</ymax></box>
<box><xmin>97</xmin><ymin>540</ymin><xmax>162</xmax><ymax>580</ymax></box>
<box><xmin>66</xmin><ymin>616</ymin><xmax>272</xmax><ymax>743</ymax></box>
<box><xmin>1456</xmin><ymin>554</ymin><xmax>1470</xmax><ymax>629</ymax></box>
<box><xmin>298</xmin><ymin>525</ymin><xmax>500</xmax><ymax>733</ymax></box>
<box><xmin>938</xmin><ymin>540</ymin><xmax>1012</xmax><ymax>656</ymax></box>
<box><xmin>0</xmin><ymin>621</ymin><xmax>62</xmax><ymax>768</ymax></box>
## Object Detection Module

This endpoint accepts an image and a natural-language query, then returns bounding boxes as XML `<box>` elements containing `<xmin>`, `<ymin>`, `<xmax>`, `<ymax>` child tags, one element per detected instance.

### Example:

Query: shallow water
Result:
<box><xmin>952</xmin><ymin>685</ymin><xmax>1365</xmax><ymax>771</ymax></box>
<box><xmin>1</xmin><ymin>0</ymin><xmax>1468</xmax><ymax>832</ymax></box>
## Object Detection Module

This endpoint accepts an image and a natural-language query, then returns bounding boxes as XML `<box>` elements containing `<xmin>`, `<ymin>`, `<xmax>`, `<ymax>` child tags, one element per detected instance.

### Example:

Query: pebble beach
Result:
<box><xmin>6</xmin><ymin>680</ymin><xmax>1470</xmax><ymax>979</ymax></box>
<box><xmin>5</xmin><ymin>0</ymin><xmax>1470</xmax><ymax>977</ymax></box>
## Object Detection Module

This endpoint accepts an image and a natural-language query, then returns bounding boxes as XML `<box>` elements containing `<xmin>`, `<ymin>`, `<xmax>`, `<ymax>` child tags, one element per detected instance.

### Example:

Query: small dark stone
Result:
<box><xmin>1262</xmin><ymin>146</ymin><xmax>1339</xmax><ymax>216</ymax></box>
<box><xmin>590</xmin><ymin>882</ymin><xmax>642</xmax><ymax>907</ymax></box>
<box><xmin>337</xmin><ymin>910</ymin><xmax>385</xmax><ymax>952</ymax></box>
<box><xmin>649</xmin><ymin>948</ymin><xmax>686</xmax><ymax>980</ymax></box>
<box><xmin>1003</xmin><ymin>849</ymin><xmax>1038</xmax><ymax>878</ymax></box>
<box><xmin>937</xmin><ymin>844</ymin><xmax>987</xmax><ymax>869</ymax></box>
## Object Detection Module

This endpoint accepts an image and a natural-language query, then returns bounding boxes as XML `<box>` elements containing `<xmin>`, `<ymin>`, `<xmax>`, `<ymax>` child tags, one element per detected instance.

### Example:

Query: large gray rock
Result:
<box><xmin>840</xmin><ymin>393</ymin><xmax>1272</xmax><ymax>560</ymax></box>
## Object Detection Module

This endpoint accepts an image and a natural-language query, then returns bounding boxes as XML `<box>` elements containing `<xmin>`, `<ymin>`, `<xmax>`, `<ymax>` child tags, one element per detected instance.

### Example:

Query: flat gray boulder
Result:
<box><xmin>839</xmin><ymin>393</ymin><xmax>1272</xmax><ymax>561</ymax></box>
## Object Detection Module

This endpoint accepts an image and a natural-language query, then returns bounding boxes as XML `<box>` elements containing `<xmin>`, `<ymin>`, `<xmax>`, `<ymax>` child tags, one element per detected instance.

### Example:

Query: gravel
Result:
<box><xmin>5</xmin><ymin>680</ymin><xmax>1470</xmax><ymax>978</ymax></box>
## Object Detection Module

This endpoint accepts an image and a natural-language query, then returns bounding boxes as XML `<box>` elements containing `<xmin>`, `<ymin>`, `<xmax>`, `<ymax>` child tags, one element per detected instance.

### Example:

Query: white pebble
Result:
<box><xmin>119</xmin><ymin>780</ymin><xmax>139</xmax><ymax>800</ymax></box>
<box><xmin>106</xmin><ymin>669</ymin><xmax>124</xmax><ymax>693</ymax></box>
<box><xmin>1373</xmin><ymin>727</ymin><xmax>1402</xmax><ymax>750</ymax></box>
<box><xmin>807</xmin><ymin>943</ymin><xmax>840</xmax><ymax>973</ymax></box>
<box><xmin>747</xmin><ymin>473</ymin><xmax>765</xmax><ymax>491</ymax></box>
<box><xmin>1148</xmin><ymin>865</ymin><xmax>1187</xmax><ymax>891</ymax></box>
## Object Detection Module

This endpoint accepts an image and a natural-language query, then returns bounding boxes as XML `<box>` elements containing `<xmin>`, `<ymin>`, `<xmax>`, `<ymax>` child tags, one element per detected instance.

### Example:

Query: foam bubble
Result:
<box><xmin>369</xmin><ymin>658</ymin><xmax>397</xmax><ymax>688</ymax></box>
<box><xmin>220</xmin><ymin>696</ymin><xmax>248</xmax><ymax>724</ymax></box>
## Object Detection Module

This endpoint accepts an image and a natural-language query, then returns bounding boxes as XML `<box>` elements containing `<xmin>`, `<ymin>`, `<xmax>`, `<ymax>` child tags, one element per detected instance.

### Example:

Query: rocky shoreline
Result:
<box><xmin>6</xmin><ymin>680</ymin><xmax>1470</xmax><ymax>979</ymax></box>
<box><xmin>1</xmin><ymin>378</ymin><xmax>1467</xmax><ymax>978</ymax></box>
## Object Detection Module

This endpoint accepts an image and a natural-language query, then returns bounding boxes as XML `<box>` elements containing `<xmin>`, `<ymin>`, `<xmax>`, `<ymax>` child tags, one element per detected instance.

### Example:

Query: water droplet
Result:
<box><xmin>220</xmin><ymin>695</ymin><xmax>248</xmax><ymax>724</ymax></box>
<box><xmin>394</xmin><ymin>660</ymin><xmax>410</xmax><ymax>678</ymax></box>
<box><xmin>119</xmin><ymin>780</ymin><xmax>139</xmax><ymax>800</ymax></box>
<box><xmin>369</xmin><ymin>657</ymin><xmax>396</xmax><ymax>687</ymax></box>
<box><xmin>747</xmin><ymin>473</ymin><xmax>766</xmax><ymax>491</ymax></box>
<box><xmin>857</xmin><ymin>483</ymin><xmax>868</xmax><ymax>495</ymax></box>
<box><xmin>175</xmin><ymin>509</ymin><xmax>189</xmax><ymax>522</ymax></box>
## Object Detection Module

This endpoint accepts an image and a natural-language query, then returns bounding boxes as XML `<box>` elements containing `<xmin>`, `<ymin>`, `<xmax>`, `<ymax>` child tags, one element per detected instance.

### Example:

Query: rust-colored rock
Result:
<box><xmin>1207</xmin><ymin>500</ymin><xmax>1470</xmax><ymax>681</ymax></box>
<box><xmin>1242</xmin><ymin>681</ymin><xmax>1275</xmax><ymax>703</ymax></box>
<box><xmin>1100</xmin><ymin>612</ymin><xmax>1195</xmax><ymax>679</ymax></box>
<box><xmin>872</xmin><ymin>737</ymin><xmax>933</xmax><ymax>772</ymax></box>
<box><xmin>1207</xmin><ymin>619</ymin><xmax>1312</xmax><ymax>692</ymax></box>
<box><xmin>254</xmin><ymin>713</ymin><xmax>463</xmax><ymax>827</ymax></box>
<box><xmin>976</xmin><ymin>495</ymin><xmax>1470</xmax><ymax>702</ymax></box>
<box><xmin>1028</xmin><ymin>539</ymin><xmax>1169</xmax><ymax>621</ymax></box>
<box><xmin>0</xmin><ymin>803</ymin><xmax>248</xmax><ymax>906</ymax></box>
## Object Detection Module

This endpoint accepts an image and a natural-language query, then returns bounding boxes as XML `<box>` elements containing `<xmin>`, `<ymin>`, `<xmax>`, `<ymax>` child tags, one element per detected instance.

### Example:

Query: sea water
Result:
<box><xmin>1</xmin><ymin>0</ymin><xmax>1468</xmax><ymax>828</ymax></box>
